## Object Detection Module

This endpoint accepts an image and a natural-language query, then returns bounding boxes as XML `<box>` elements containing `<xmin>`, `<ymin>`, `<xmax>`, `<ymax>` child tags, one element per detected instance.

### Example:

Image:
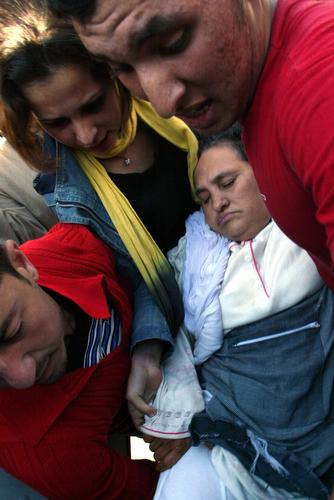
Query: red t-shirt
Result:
<box><xmin>0</xmin><ymin>224</ymin><xmax>158</xmax><ymax>499</ymax></box>
<box><xmin>243</xmin><ymin>0</ymin><xmax>334</xmax><ymax>289</ymax></box>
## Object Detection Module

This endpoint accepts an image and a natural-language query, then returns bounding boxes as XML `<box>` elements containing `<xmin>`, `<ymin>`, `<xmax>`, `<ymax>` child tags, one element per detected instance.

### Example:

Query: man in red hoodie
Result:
<box><xmin>0</xmin><ymin>222</ymin><xmax>157</xmax><ymax>499</ymax></box>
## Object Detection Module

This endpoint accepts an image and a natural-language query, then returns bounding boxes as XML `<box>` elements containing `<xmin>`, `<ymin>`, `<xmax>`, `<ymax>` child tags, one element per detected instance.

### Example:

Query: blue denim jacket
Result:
<box><xmin>34</xmin><ymin>137</ymin><xmax>175</xmax><ymax>350</ymax></box>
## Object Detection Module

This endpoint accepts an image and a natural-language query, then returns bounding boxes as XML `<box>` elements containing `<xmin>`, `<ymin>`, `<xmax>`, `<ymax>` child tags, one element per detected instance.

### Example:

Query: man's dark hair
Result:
<box><xmin>198</xmin><ymin>122</ymin><xmax>247</xmax><ymax>162</ymax></box>
<box><xmin>47</xmin><ymin>0</ymin><xmax>96</xmax><ymax>21</ymax></box>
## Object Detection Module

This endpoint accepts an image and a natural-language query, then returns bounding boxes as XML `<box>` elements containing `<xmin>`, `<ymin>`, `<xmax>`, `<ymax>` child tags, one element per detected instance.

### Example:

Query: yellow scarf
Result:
<box><xmin>75</xmin><ymin>97</ymin><xmax>198</xmax><ymax>331</ymax></box>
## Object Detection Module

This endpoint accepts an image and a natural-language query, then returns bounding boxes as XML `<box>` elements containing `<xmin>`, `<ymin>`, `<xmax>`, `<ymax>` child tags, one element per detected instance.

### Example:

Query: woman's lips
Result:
<box><xmin>217</xmin><ymin>212</ymin><xmax>236</xmax><ymax>226</ymax></box>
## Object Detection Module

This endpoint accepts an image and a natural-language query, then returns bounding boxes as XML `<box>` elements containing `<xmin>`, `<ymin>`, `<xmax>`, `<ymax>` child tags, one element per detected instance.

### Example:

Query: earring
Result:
<box><xmin>260</xmin><ymin>193</ymin><xmax>267</xmax><ymax>201</ymax></box>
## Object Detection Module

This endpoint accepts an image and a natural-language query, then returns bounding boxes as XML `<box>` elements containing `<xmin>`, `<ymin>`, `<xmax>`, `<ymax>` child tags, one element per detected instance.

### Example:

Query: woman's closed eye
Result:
<box><xmin>39</xmin><ymin>116</ymin><xmax>70</xmax><ymax>129</ymax></box>
<box><xmin>198</xmin><ymin>193</ymin><xmax>210</xmax><ymax>205</ymax></box>
<box><xmin>220</xmin><ymin>177</ymin><xmax>236</xmax><ymax>189</ymax></box>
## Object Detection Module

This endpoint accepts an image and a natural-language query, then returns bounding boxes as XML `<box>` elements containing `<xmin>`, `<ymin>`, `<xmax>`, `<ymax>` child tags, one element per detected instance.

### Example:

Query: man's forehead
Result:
<box><xmin>76</xmin><ymin>0</ymin><xmax>154</xmax><ymax>36</ymax></box>
<box><xmin>75</xmin><ymin>0</ymin><xmax>185</xmax><ymax>58</ymax></box>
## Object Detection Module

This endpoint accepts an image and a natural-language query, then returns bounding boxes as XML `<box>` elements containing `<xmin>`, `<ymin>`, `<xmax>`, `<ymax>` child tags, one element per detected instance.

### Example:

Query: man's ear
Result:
<box><xmin>3</xmin><ymin>240</ymin><xmax>39</xmax><ymax>282</ymax></box>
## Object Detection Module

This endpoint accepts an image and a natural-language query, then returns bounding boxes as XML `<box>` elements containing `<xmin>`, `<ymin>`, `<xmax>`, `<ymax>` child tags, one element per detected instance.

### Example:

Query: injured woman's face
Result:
<box><xmin>194</xmin><ymin>144</ymin><xmax>271</xmax><ymax>241</ymax></box>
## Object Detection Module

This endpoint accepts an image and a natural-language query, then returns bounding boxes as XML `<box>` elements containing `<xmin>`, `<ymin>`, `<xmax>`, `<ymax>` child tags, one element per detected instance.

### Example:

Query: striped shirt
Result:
<box><xmin>83</xmin><ymin>302</ymin><xmax>122</xmax><ymax>367</ymax></box>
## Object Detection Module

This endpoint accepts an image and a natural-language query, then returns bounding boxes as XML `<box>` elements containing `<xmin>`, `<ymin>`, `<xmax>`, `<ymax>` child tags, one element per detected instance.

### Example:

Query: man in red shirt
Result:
<box><xmin>0</xmin><ymin>223</ymin><xmax>157</xmax><ymax>499</ymax></box>
<box><xmin>47</xmin><ymin>0</ymin><xmax>334</xmax><ymax>290</ymax></box>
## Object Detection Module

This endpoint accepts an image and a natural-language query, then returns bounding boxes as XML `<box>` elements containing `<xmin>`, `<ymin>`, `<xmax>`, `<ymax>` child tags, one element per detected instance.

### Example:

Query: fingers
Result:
<box><xmin>127</xmin><ymin>403</ymin><xmax>145</xmax><ymax>429</ymax></box>
<box><xmin>128</xmin><ymin>393</ymin><xmax>156</xmax><ymax>417</ymax></box>
<box><xmin>143</xmin><ymin>434</ymin><xmax>155</xmax><ymax>444</ymax></box>
<box><xmin>126</xmin><ymin>342</ymin><xmax>164</xmax><ymax>429</ymax></box>
<box><xmin>155</xmin><ymin>447</ymin><xmax>184</xmax><ymax>472</ymax></box>
<box><xmin>145</xmin><ymin>437</ymin><xmax>192</xmax><ymax>471</ymax></box>
<box><xmin>127</xmin><ymin>400</ymin><xmax>156</xmax><ymax>430</ymax></box>
<box><xmin>126</xmin><ymin>363</ymin><xmax>159</xmax><ymax>429</ymax></box>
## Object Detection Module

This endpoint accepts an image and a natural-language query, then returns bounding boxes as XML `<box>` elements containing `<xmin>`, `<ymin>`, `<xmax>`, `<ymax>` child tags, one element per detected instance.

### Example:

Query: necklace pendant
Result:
<box><xmin>124</xmin><ymin>157</ymin><xmax>131</xmax><ymax>166</ymax></box>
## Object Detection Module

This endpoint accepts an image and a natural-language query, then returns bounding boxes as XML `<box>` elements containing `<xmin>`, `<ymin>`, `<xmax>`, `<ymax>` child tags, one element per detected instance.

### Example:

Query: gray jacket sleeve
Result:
<box><xmin>0</xmin><ymin>139</ymin><xmax>57</xmax><ymax>243</ymax></box>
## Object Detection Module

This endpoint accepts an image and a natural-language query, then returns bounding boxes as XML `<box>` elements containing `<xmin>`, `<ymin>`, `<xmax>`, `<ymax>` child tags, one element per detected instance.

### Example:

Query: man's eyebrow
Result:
<box><xmin>129</xmin><ymin>15</ymin><xmax>179</xmax><ymax>50</ymax></box>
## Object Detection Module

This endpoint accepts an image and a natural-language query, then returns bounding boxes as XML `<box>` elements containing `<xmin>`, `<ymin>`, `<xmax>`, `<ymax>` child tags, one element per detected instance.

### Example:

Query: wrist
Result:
<box><xmin>132</xmin><ymin>339</ymin><xmax>164</xmax><ymax>365</ymax></box>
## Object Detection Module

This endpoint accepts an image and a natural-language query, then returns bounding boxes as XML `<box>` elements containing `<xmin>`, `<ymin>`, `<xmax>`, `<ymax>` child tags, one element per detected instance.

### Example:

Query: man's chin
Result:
<box><xmin>43</xmin><ymin>367</ymin><xmax>67</xmax><ymax>385</ymax></box>
<box><xmin>38</xmin><ymin>356</ymin><xmax>68</xmax><ymax>385</ymax></box>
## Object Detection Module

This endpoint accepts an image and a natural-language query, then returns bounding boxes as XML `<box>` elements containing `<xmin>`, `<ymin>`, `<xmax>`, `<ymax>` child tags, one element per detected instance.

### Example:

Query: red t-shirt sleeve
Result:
<box><xmin>278</xmin><ymin>16</ymin><xmax>334</xmax><ymax>268</ymax></box>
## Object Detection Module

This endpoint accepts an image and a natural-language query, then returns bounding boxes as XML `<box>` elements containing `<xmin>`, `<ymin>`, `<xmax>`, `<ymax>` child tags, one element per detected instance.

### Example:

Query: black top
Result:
<box><xmin>109</xmin><ymin>129</ymin><xmax>197</xmax><ymax>254</ymax></box>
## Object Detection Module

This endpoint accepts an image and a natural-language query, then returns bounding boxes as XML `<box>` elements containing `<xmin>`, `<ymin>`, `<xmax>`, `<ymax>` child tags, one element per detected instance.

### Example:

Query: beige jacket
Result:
<box><xmin>0</xmin><ymin>139</ymin><xmax>57</xmax><ymax>243</ymax></box>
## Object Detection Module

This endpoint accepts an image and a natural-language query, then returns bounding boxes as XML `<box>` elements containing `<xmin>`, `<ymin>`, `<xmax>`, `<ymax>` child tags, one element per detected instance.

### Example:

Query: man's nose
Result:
<box><xmin>0</xmin><ymin>353</ymin><xmax>37</xmax><ymax>389</ymax></box>
<box><xmin>73</xmin><ymin>120</ymin><xmax>98</xmax><ymax>147</ymax></box>
<box><xmin>136</xmin><ymin>64</ymin><xmax>186</xmax><ymax>118</ymax></box>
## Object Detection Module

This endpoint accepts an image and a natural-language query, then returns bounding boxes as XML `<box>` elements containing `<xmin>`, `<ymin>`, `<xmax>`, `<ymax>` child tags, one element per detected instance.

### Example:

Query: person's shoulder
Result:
<box><xmin>21</xmin><ymin>223</ymin><xmax>111</xmax><ymax>262</ymax></box>
<box><xmin>274</xmin><ymin>0</ymin><xmax>334</xmax><ymax>61</ymax></box>
<box><xmin>269</xmin><ymin>221</ymin><xmax>291</xmax><ymax>241</ymax></box>
<box><xmin>269</xmin><ymin>221</ymin><xmax>304</xmax><ymax>252</ymax></box>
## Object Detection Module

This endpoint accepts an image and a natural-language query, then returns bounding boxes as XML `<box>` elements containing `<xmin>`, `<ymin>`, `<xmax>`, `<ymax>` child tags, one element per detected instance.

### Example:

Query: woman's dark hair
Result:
<box><xmin>0</xmin><ymin>0</ymin><xmax>130</xmax><ymax>170</ymax></box>
<box><xmin>198</xmin><ymin>122</ymin><xmax>247</xmax><ymax>161</ymax></box>
<box><xmin>47</xmin><ymin>0</ymin><xmax>96</xmax><ymax>21</ymax></box>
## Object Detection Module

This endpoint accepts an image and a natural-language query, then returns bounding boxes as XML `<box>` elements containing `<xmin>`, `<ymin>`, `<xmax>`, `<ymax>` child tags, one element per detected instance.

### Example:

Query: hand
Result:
<box><xmin>126</xmin><ymin>340</ymin><xmax>164</xmax><ymax>429</ymax></box>
<box><xmin>144</xmin><ymin>435</ymin><xmax>192</xmax><ymax>472</ymax></box>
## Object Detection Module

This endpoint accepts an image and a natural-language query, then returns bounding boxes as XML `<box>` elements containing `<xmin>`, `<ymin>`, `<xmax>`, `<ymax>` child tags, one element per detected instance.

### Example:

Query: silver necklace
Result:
<box><xmin>115</xmin><ymin>146</ymin><xmax>131</xmax><ymax>166</ymax></box>
<box><xmin>119</xmin><ymin>155</ymin><xmax>131</xmax><ymax>166</ymax></box>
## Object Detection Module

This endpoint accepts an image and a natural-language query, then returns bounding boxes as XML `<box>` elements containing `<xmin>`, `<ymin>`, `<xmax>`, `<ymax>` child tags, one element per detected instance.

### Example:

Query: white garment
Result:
<box><xmin>140</xmin><ymin>326</ymin><xmax>204</xmax><ymax>438</ymax></box>
<box><xmin>211</xmin><ymin>446</ymin><xmax>312</xmax><ymax>500</ymax></box>
<box><xmin>169</xmin><ymin>220</ymin><xmax>323</xmax><ymax>333</ymax></box>
<box><xmin>220</xmin><ymin>222</ymin><xmax>323</xmax><ymax>330</ymax></box>
<box><xmin>154</xmin><ymin>444</ymin><xmax>234</xmax><ymax>500</ymax></box>
<box><xmin>181</xmin><ymin>209</ymin><xmax>230</xmax><ymax>363</ymax></box>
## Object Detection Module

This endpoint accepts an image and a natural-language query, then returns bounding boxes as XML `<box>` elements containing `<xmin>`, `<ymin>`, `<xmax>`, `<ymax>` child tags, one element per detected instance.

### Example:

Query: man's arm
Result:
<box><xmin>272</xmin><ymin>34</ymin><xmax>334</xmax><ymax>274</ymax></box>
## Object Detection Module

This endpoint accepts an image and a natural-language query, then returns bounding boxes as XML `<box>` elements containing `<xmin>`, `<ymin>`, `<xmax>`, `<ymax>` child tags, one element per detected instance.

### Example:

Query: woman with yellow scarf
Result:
<box><xmin>0</xmin><ymin>2</ymin><xmax>198</xmax><ymax>434</ymax></box>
